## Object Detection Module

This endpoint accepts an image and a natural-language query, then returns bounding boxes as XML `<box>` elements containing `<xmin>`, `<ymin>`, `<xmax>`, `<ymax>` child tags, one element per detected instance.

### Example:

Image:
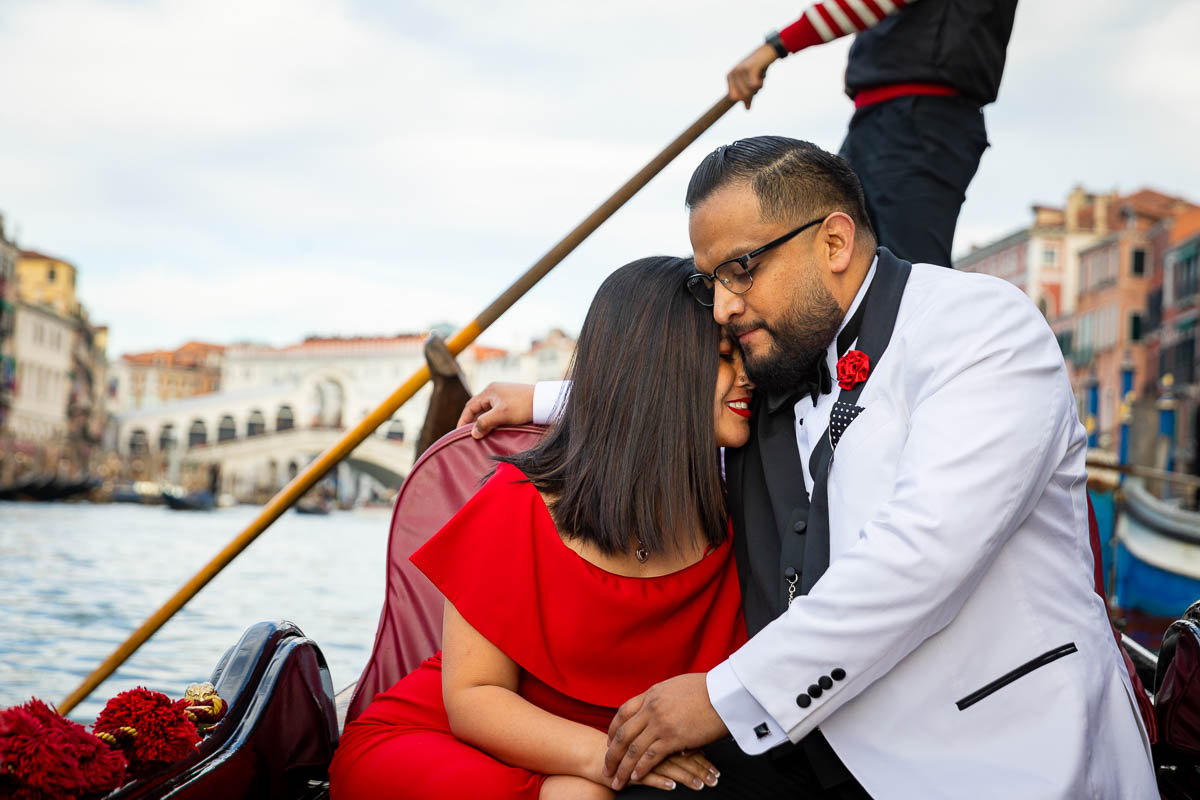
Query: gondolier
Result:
<box><xmin>726</xmin><ymin>0</ymin><xmax>1018</xmax><ymax>267</ymax></box>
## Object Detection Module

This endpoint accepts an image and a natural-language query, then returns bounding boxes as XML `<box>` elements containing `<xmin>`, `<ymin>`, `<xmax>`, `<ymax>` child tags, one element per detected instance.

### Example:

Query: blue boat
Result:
<box><xmin>1115</xmin><ymin>477</ymin><xmax>1200</xmax><ymax>621</ymax></box>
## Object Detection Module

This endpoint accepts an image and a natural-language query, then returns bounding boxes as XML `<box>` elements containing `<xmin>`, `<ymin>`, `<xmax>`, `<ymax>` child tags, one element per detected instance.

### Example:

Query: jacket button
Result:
<box><xmin>796</xmin><ymin>693</ymin><xmax>812</xmax><ymax>708</ymax></box>
<box><xmin>784</xmin><ymin>566</ymin><xmax>797</xmax><ymax>581</ymax></box>
<box><xmin>831</xmin><ymin>668</ymin><xmax>846</xmax><ymax>681</ymax></box>
<box><xmin>807</xmin><ymin>684</ymin><xmax>823</xmax><ymax>699</ymax></box>
<box><xmin>793</xmin><ymin>520</ymin><xmax>807</xmax><ymax>534</ymax></box>
<box><xmin>819</xmin><ymin>675</ymin><xmax>833</xmax><ymax>690</ymax></box>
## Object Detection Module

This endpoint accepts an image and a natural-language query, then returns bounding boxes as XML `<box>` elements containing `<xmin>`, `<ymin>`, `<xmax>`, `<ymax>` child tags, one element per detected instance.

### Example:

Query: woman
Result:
<box><xmin>330</xmin><ymin>256</ymin><xmax>756</xmax><ymax>799</ymax></box>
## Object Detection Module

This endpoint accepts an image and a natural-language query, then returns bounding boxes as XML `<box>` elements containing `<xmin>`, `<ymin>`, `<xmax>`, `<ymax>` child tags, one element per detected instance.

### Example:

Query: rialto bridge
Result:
<box><xmin>112</xmin><ymin>366</ymin><xmax>430</xmax><ymax>497</ymax></box>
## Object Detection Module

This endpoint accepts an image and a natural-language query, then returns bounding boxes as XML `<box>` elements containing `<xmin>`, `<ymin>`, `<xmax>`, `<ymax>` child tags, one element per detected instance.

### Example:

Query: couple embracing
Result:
<box><xmin>330</xmin><ymin>137</ymin><xmax>1156</xmax><ymax>799</ymax></box>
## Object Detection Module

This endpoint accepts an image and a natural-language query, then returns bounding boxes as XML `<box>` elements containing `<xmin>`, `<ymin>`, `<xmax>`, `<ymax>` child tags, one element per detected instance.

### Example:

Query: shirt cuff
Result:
<box><xmin>532</xmin><ymin>380</ymin><xmax>570</xmax><ymax>426</ymax></box>
<box><xmin>707</xmin><ymin>661</ymin><xmax>788</xmax><ymax>755</ymax></box>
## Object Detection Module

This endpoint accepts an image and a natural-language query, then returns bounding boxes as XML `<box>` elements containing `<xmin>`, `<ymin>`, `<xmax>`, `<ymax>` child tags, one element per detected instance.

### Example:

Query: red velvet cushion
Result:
<box><xmin>345</xmin><ymin>425</ymin><xmax>545</xmax><ymax>725</ymax></box>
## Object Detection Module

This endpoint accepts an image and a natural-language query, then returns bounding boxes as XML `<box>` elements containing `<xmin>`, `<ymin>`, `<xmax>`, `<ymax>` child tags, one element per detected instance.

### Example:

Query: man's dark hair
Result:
<box><xmin>499</xmin><ymin>256</ymin><xmax>727</xmax><ymax>557</ymax></box>
<box><xmin>685</xmin><ymin>136</ymin><xmax>875</xmax><ymax>241</ymax></box>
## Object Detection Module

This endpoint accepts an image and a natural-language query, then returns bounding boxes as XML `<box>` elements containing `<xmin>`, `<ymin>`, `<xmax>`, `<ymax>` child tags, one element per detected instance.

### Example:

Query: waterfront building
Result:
<box><xmin>8</xmin><ymin>300</ymin><xmax>75</xmax><ymax>442</ymax></box>
<box><xmin>16</xmin><ymin>250</ymin><xmax>81</xmax><ymax>318</ymax></box>
<box><xmin>956</xmin><ymin>186</ymin><xmax>1119</xmax><ymax>346</ymax></box>
<box><xmin>1070</xmin><ymin>190</ymin><xmax>1197</xmax><ymax>449</ymax></box>
<box><xmin>1143</xmin><ymin>207</ymin><xmax>1200</xmax><ymax>476</ymax></box>
<box><xmin>109</xmin><ymin>341</ymin><xmax>225</xmax><ymax>412</ymax></box>
<box><xmin>0</xmin><ymin>218</ymin><xmax>17</xmax><ymax>429</ymax></box>
<box><xmin>2</xmin><ymin>247</ymin><xmax>110</xmax><ymax>480</ymax></box>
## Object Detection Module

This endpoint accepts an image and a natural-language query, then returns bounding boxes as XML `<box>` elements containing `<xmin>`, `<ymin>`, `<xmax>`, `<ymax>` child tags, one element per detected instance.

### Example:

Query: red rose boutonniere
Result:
<box><xmin>836</xmin><ymin>350</ymin><xmax>870</xmax><ymax>391</ymax></box>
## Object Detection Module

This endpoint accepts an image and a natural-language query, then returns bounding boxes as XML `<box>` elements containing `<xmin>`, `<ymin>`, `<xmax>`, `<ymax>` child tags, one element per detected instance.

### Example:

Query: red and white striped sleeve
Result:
<box><xmin>778</xmin><ymin>0</ymin><xmax>918</xmax><ymax>53</ymax></box>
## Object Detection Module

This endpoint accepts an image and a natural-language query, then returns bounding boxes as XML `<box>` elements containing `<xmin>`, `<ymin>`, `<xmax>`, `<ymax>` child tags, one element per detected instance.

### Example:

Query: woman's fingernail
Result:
<box><xmin>665</xmin><ymin>780</ymin><xmax>676</xmax><ymax>790</ymax></box>
<box><xmin>692</xmin><ymin>777</ymin><xmax>703</xmax><ymax>789</ymax></box>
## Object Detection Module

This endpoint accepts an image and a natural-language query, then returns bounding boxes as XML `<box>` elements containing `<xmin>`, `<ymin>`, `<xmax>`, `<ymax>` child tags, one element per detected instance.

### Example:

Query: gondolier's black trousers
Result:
<box><xmin>839</xmin><ymin>94</ymin><xmax>989</xmax><ymax>269</ymax></box>
<box><xmin>616</xmin><ymin>737</ymin><xmax>873</xmax><ymax>799</ymax></box>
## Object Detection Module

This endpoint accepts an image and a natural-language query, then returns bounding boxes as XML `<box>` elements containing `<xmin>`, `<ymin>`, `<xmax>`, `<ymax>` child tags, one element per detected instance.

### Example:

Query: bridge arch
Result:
<box><xmin>217</xmin><ymin>415</ymin><xmax>237</xmax><ymax>443</ymax></box>
<box><xmin>246</xmin><ymin>409</ymin><xmax>266</xmax><ymax>438</ymax></box>
<box><xmin>298</xmin><ymin>367</ymin><xmax>359</xmax><ymax>430</ymax></box>
<box><xmin>188</xmin><ymin>418</ymin><xmax>208</xmax><ymax>448</ymax></box>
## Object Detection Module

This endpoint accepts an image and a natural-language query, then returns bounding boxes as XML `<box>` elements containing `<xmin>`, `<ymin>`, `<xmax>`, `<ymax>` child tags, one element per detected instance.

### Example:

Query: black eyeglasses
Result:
<box><xmin>686</xmin><ymin>216</ymin><xmax>826</xmax><ymax>307</ymax></box>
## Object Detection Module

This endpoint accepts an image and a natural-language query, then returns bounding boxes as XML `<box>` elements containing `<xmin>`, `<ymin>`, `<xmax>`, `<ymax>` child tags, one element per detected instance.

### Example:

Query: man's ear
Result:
<box><xmin>823</xmin><ymin>212</ymin><xmax>857</xmax><ymax>275</ymax></box>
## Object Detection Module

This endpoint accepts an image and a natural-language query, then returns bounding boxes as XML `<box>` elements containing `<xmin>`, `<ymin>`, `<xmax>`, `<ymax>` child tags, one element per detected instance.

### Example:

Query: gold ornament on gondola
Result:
<box><xmin>182</xmin><ymin>681</ymin><xmax>226</xmax><ymax>733</ymax></box>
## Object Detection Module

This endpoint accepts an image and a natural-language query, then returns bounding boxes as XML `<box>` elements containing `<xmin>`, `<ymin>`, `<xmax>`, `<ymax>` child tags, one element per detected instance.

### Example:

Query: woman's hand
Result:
<box><xmin>637</xmin><ymin>751</ymin><xmax>720</xmax><ymax>792</ymax></box>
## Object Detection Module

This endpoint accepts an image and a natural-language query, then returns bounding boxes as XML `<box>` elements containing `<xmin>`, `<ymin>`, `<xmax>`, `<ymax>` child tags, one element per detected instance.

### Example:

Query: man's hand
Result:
<box><xmin>456</xmin><ymin>382</ymin><xmax>535</xmax><ymax>438</ymax></box>
<box><xmin>603</xmin><ymin>674</ymin><xmax>728</xmax><ymax>790</ymax></box>
<box><xmin>727</xmin><ymin>43</ymin><xmax>778</xmax><ymax>109</ymax></box>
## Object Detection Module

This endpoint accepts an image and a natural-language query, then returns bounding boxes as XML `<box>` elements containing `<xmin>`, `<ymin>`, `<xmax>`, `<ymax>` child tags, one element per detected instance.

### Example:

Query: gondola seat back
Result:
<box><xmin>106</xmin><ymin>619</ymin><xmax>337</xmax><ymax>799</ymax></box>
<box><xmin>345</xmin><ymin>424</ymin><xmax>545</xmax><ymax>725</ymax></box>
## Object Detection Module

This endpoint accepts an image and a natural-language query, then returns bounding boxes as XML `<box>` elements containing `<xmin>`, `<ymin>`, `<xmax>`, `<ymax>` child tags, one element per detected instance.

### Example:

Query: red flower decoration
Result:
<box><xmin>93</xmin><ymin>688</ymin><xmax>199</xmax><ymax>779</ymax></box>
<box><xmin>836</xmin><ymin>349</ymin><xmax>870</xmax><ymax>391</ymax></box>
<box><xmin>0</xmin><ymin>698</ymin><xmax>126</xmax><ymax>800</ymax></box>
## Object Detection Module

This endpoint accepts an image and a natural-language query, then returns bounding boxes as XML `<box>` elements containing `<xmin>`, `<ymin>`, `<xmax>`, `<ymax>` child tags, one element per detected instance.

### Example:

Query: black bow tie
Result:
<box><xmin>800</xmin><ymin>358</ymin><xmax>833</xmax><ymax>406</ymax></box>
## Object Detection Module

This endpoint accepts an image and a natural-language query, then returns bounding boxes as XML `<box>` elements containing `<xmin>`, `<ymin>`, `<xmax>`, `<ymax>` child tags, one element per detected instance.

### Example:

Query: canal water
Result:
<box><xmin>0</xmin><ymin>501</ymin><xmax>391</xmax><ymax>723</ymax></box>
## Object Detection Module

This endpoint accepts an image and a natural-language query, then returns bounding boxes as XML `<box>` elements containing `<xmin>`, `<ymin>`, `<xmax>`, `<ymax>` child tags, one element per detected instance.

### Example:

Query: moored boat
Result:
<box><xmin>162</xmin><ymin>488</ymin><xmax>217</xmax><ymax>512</ymax></box>
<box><xmin>1116</xmin><ymin>478</ymin><xmax>1200</xmax><ymax>622</ymax></box>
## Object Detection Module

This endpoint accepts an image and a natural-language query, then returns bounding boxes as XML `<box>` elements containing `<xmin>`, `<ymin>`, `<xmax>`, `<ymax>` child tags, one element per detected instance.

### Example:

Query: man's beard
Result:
<box><xmin>737</xmin><ymin>279</ymin><xmax>844</xmax><ymax>396</ymax></box>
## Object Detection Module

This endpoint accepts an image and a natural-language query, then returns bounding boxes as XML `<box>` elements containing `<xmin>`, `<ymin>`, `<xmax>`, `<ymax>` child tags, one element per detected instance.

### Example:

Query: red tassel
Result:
<box><xmin>93</xmin><ymin>688</ymin><xmax>199</xmax><ymax>779</ymax></box>
<box><xmin>0</xmin><ymin>699</ymin><xmax>126</xmax><ymax>800</ymax></box>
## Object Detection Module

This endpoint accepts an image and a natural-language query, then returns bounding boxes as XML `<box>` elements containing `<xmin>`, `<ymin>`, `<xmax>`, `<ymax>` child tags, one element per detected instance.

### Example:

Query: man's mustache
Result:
<box><xmin>725</xmin><ymin>320</ymin><xmax>770</xmax><ymax>339</ymax></box>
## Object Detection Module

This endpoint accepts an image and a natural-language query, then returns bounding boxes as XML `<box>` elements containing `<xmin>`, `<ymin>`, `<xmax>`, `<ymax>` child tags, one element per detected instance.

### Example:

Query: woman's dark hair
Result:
<box><xmin>499</xmin><ymin>256</ymin><xmax>727</xmax><ymax>556</ymax></box>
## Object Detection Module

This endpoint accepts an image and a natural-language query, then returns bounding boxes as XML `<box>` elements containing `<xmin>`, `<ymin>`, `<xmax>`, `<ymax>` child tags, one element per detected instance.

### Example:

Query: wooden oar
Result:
<box><xmin>58</xmin><ymin>95</ymin><xmax>736</xmax><ymax>716</ymax></box>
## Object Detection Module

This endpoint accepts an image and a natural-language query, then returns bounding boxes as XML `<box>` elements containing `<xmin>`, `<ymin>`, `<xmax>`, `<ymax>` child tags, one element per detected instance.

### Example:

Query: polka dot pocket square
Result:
<box><xmin>829</xmin><ymin>401</ymin><xmax>865</xmax><ymax>450</ymax></box>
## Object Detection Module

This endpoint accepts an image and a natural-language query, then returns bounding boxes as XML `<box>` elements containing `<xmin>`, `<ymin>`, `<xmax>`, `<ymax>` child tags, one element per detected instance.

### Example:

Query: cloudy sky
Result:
<box><xmin>3</xmin><ymin>0</ymin><xmax>1198</xmax><ymax>358</ymax></box>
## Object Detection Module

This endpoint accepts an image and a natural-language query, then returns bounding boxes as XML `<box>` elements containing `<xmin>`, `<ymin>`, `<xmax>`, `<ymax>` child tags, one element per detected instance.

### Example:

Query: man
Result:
<box><xmin>460</xmin><ymin>138</ymin><xmax>1155</xmax><ymax>798</ymax></box>
<box><xmin>726</xmin><ymin>0</ymin><xmax>1016</xmax><ymax>267</ymax></box>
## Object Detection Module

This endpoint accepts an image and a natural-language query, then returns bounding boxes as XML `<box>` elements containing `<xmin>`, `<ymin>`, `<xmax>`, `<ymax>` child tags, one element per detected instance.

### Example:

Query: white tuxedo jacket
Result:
<box><xmin>726</xmin><ymin>262</ymin><xmax>1156</xmax><ymax>798</ymax></box>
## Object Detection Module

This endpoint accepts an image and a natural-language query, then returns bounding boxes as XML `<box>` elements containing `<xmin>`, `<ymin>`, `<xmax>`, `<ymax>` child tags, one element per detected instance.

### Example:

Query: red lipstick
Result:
<box><xmin>725</xmin><ymin>397</ymin><xmax>752</xmax><ymax>418</ymax></box>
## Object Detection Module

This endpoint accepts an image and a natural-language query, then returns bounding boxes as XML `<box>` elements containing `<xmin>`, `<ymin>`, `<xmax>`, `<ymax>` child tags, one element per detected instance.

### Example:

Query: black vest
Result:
<box><xmin>845</xmin><ymin>0</ymin><xmax>1018</xmax><ymax>107</ymax></box>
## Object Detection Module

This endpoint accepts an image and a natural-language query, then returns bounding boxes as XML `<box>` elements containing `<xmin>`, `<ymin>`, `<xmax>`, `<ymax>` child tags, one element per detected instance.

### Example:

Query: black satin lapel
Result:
<box><xmin>801</xmin><ymin>433</ymin><xmax>833</xmax><ymax>595</ymax></box>
<box><xmin>802</xmin><ymin>249</ymin><xmax>912</xmax><ymax>594</ymax></box>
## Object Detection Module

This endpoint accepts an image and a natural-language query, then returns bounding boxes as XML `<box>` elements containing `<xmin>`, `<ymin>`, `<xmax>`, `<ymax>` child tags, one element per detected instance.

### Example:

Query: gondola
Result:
<box><xmin>1116</xmin><ymin>478</ymin><xmax>1200</xmax><ymax>623</ymax></box>
<box><xmin>161</xmin><ymin>489</ymin><xmax>216</xmax><ymax>512</ymax></box>
<box><xmin>87</xmin><ymin>423</ymin><xmax>1200</xmax><ymax>799</ymax></box>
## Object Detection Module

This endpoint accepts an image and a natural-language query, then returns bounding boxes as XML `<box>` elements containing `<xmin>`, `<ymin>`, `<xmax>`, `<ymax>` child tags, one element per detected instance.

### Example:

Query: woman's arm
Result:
<box><xmin>441</xmin><ymin>602</ymin><xmax>716</xmax><ymax>791</ymax></box>
<box><xmin>441</xmin><ymin>600</ymin><xmax>613</xmax><ymax>783</ymax></box>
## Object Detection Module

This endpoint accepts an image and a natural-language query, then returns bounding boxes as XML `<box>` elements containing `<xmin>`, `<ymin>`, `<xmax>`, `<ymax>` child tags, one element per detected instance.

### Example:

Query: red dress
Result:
<box><xmin>330</xmin><ymin>462</ymin><xmax>747</xmax><ymax>799</ymax></box>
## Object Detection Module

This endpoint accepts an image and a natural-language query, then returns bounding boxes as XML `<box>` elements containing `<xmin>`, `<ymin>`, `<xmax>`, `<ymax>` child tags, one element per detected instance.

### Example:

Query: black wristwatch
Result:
<box><xmin>765</xmin><ymin>31</ymin><xmax>789</xmax><ymax>59</ymax></box>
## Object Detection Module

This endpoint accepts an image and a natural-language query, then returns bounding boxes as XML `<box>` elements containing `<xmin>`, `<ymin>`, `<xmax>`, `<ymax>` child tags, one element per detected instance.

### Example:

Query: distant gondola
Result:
<box><xmin>162</xmin><ymin>489</ymin><xmax>216</xmax><ymax>511</ymax></box>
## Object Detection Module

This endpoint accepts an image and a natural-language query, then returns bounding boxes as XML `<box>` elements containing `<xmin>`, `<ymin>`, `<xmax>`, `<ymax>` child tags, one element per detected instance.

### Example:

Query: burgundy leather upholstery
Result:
<box><xmin>1156</xmin><ymin>619</ymin><xmax>1200</xmax><ymax>758</ymax></box>
<box><xmin>1086</xmin><ymin>495</ymin><xmax>1158</xmax><ymax>743</ymax></box>
<box><xmin>345</xmin><ymin>425</ymin><xmax>545</xmax><ymax>725</ymax></box>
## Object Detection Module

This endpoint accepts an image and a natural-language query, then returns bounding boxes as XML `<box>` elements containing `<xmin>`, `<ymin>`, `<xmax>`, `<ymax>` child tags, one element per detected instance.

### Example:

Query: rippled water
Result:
<box><xmin>0</xmin><ymin>501</ymin><xmax>391</xmax><ymax>723</ymax></box>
